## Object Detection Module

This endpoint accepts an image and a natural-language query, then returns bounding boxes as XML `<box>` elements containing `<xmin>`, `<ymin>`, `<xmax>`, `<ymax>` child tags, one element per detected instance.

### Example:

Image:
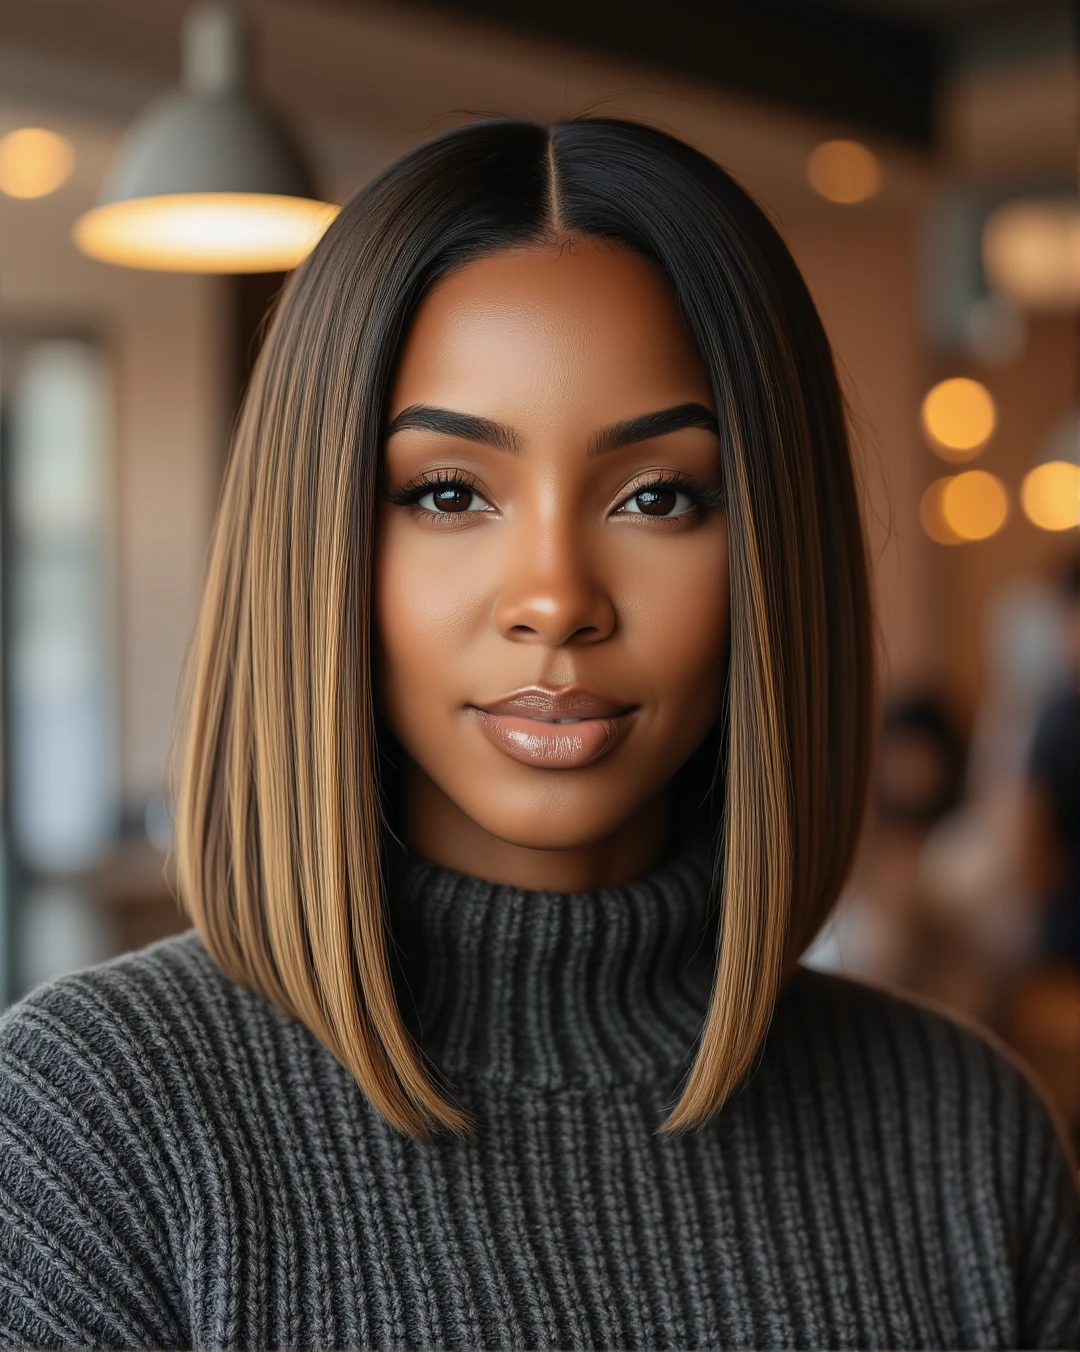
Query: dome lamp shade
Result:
<box><xmin>981</xmin><ymin>196</ymin><xmax>1080</xmax><ymax>313</ymax></box>
<box><xmin>73</xmin><ymin>3</ymin><xmax>338</xmax><ymax>272</ymax></box>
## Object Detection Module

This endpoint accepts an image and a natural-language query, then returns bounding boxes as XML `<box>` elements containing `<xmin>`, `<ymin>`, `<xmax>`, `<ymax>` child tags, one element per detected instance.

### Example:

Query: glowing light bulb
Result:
<box><xmin>919</xmin><ymin>478</ymin><xmax>966</xmax><ymax>545</ymax></box>
<box><xmin>0</xmin><ymin>128</ymin><xmax>74</xmax><ymax>199</ymax></box>
<box><xmin>806</xmin><ymin>140</ymin><xmax>882</xmax><ymax>205</ymax></box>
<box><xmin>920</xmin><ymin>378</ymin><xmax>996</xmax><ymax>459</ymax></box>
<box><xmin>941</xmin><ymin>470</ymin><xmax>1008</xmax><ymax>541</ymax></box>
<box><xmin>1020</xmin><ymin>461</ymin><xmax>1080</xmax><ymax>532</ymax></box>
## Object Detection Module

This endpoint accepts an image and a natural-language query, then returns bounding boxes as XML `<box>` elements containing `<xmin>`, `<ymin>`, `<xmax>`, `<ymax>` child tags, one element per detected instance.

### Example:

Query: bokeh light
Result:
<box><xmin>0</xmin><ymin>127</ymin><xmax>75</xmax><ymax>199</ymax></box>
<box><xmin>920</xmin><ymin>378</ymin><xmax>996</xmax><ymax>459</ymax></box>
<box><xmin>941</xmin><ymin>470</ymin><xmax>1009</xmax><ymax>541</ymax></box>
<box><xmin>1020</xmin><ymin>460</ymin><xmax>1080</xmax><ymax>532</ymax></box>
<box><xmin>805</xmin><ymin>140</ymin><xmax>882</xmax><ymax>204</ymax></box>
<box><xmin>919</xmin><ymin>477</ymin><xmax>966</xmax><ymax>545</ymax></box>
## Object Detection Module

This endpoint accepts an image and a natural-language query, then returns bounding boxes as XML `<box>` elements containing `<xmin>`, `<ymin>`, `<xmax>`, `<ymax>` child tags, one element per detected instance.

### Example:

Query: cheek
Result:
<box><xmin>618</xmin><ymin>526</ymin><xmax>730</xmax><ymax>710</ymax></box>
<box><xmin>373</xmin><ymin>516</ymin><xmax>487</xmax><ymax>725</ymax></box>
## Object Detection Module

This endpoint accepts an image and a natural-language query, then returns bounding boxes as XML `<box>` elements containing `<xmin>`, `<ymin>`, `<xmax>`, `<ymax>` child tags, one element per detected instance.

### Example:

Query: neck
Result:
<box><xmin>388</xmin><ymin>829</ymin><xmax>718</xmax><ymax>1093</ymax></box>
<box><xmin>399</xmin><ymin>759</ymin><xmax>670</xmax><ymax>891</ymax></box>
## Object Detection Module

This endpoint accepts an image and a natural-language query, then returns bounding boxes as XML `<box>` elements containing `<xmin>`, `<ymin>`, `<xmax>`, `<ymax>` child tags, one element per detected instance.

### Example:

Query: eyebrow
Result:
<box><xmin>384</xmin><ymin>401</ymin><xmax>719</xmax><ymax>456</ymax></box>
<box><xmin>588</xmin><ymin>403</ymin><xmax>719</xmax><ymax>456</ymax></box>
<box><xmin>385</xmin><ymin>405</ymin><xmax>523</xmax><ymax>453</ymax></box>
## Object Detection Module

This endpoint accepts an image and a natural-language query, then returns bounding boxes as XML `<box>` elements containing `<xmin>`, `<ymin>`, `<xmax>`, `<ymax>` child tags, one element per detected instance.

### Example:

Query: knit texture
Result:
<box><xmin>0</xmin><ymin>838</ymin><xmax>1077</xmax><ymax>1351</ymax></box>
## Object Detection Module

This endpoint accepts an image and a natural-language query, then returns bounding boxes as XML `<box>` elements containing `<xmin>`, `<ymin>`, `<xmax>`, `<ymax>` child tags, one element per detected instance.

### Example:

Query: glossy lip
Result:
<box><xmin>475</xmin><ymin>686</ymin><xmax>633</xmax><ymax>720</ymax></box>
<box><xmin>469</xmin><ymin>686</ymin><xmax>638</xmax><ymax>769</ymax></box>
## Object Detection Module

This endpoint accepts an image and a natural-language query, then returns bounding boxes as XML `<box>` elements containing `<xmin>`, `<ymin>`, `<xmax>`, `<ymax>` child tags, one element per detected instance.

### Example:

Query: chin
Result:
<box><xmin>480</xmin><ymin>821</ymin><xmax>615</xmax><ymax>854</ymax></box>
<box><xmin>459</xmin><ymin>785</ymin><xmax>648</xmax><ymax>855</ymax></box>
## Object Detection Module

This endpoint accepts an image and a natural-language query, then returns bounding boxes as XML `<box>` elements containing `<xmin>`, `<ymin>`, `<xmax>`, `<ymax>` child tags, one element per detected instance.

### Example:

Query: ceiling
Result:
<box><xmin>0</xmin><ymin>0</ymin><xmax>1069</xmax><ymax>212</ymax></box>
<box><xmin>397</xmin><ymin>0</ymin><xmax>1073</xmax><ymax>145</ymax></box>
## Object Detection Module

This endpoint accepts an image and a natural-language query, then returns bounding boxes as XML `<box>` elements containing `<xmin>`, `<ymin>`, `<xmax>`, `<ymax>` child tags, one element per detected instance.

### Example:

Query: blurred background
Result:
<box><xmin>0</xmin><ymin>0</ymin><xmax>1075</xmax><ymax>1138</ymax></box>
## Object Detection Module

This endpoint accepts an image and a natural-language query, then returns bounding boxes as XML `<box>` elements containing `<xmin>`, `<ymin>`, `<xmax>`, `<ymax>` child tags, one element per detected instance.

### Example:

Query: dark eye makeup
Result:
<box><xmin>384</xmin><ymin>467</ymin><xmax>725</xmax><ymax>521</ymax></box>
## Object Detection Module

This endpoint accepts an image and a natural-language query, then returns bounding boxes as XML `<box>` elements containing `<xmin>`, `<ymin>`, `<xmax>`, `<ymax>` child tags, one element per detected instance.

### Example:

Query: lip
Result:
<box><xmin>476</xmin><ymin>686</ymin><xmax>632</xmax><ymax>719</ymax></box>
<box><xmin>469</xmin><ymin>686</ymin><xmax>637</xmax><ymax>768</ymax></box>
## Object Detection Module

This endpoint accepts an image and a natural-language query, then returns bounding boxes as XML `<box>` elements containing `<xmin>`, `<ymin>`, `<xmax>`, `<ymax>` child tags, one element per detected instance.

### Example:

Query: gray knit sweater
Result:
<box><xmin>0</xmin><ymin>840</ymin><xmax>1077</xmax><ymax>1351</ymax></box>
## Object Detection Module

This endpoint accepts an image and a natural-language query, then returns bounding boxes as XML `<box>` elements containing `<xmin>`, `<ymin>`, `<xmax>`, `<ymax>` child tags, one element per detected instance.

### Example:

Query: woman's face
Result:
<box><xmin>375</xmin><ymin>237</ymin><xmax>730</xmax><ymax>890</ymax></box>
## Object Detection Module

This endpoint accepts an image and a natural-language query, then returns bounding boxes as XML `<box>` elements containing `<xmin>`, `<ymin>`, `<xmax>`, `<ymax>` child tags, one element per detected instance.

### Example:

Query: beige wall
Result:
<box><xmin>785</xmin><ymin>208</ymin><xmax>939</xmax><ymax>695</ymax></box>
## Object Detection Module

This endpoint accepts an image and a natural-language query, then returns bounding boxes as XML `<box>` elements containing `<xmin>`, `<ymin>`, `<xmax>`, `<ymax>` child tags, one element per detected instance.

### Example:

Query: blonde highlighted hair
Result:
<box><xmin>169</xmin><ymin>116</ymin><xmax>877</xmax><ymax>1140</ymax></box>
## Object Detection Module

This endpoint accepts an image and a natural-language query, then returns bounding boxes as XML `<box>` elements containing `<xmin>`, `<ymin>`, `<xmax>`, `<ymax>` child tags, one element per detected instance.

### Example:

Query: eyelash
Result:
<box><xmin>385</xmin><ymin>468</ymin><xmax>725</xmax><ymax>521</ymax></box>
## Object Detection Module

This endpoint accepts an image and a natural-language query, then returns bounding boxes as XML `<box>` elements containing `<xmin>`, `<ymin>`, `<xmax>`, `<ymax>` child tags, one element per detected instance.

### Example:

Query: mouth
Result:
<box><xmin>468</xmin><ymin>686</ymin><xmax>638</xmax><ymax>768</ymax></box>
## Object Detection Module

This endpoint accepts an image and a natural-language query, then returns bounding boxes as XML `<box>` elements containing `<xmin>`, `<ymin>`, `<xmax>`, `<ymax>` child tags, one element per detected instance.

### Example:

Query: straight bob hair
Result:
<box><xmin>169</xmin><ymin>116</ymin><xmax>878</xmax><ymax>1141</ymax></box>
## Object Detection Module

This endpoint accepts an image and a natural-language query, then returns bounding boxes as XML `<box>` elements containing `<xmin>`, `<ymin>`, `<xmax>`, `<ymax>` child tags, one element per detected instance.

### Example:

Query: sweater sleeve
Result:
<box><xmin>0</xmin><ymin>973</ymin><xmax>186</xmax><ymax>1351</ymax></box>
<box><xmin>1013</xmin><ymin>1059</ymin><xmax>1080</xmax><ymax>1351</ymax></box>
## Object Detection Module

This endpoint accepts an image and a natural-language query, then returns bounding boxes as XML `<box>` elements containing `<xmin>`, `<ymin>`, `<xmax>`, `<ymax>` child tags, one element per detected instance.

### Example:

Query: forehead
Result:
<box><xmin>387</xmin><ymin>238</ymin><xmax>713</xmax><ymax>421</ymax></box>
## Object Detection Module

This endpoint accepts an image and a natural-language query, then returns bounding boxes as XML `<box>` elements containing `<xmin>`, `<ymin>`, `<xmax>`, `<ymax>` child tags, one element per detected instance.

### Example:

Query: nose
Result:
<box><xmin>493</xmin><ymin>518</ymin><xmax>616</xmax><ymax>646</ymax></box>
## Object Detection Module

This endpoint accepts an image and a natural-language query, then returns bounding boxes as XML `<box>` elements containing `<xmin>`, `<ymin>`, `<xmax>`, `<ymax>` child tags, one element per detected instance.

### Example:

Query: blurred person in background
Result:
<box><xmin>916</xmin><ymin>559</ymin><xmax>1077</xmax><ymax>1019</ymax></box>
<box><xmin>1015</xmin><ymin>552</ymin><xmax>1079</xmax><ymax>969</ymax></box>
<box><xmin>805</xmin><ymin>563</ymin><xmax>1078</xmax><ymax>1140</ymax></box>
<box><xmin>1004</xmin><ymin>552</ymin><xmax>1079</xmax><ymax>1143</ymax></box>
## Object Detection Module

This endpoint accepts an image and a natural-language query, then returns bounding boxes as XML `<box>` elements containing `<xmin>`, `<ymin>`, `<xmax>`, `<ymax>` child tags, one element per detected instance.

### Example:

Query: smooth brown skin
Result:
<box><xmin>375</xmin><ymin>237</ymin><xmax>730</xmax><ymax>892</ymax></box>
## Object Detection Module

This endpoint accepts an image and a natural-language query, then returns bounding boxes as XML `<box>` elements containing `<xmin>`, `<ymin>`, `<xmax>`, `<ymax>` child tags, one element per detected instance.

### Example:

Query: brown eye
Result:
<box><xmin>410</xmin><ymin>481</ymin><xmax>495</xmax><ymax>515</ymax></box>
<box><xmin>634</xmin><ymin>486</ymin><xmax>678</xmax><ymax>516</ymax></box>
<box><xmin>431</xmin><ymin>486</ymin><xmax>473</xmax><ymax>512</ymax></box>
<box><xmin>617</xmin><ymin>481</ymin><xmax>698</xmax><ymax>517</ymax></box>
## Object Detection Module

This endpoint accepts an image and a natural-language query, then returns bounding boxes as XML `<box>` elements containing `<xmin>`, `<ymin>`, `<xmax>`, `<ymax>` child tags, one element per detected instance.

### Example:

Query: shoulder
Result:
<box><xmin>1</xmin><ymin>928</ymin><xmax>276</xmax><ymax>1073</ymax></box>
<box><xmin>0</xmin><ymin>932</ymin><xmax>262</xmax><ymax>1347</ymax></box>
<box><xmin>770</xmin><ymin>962</ymin><xmax>1077</xmax><ymax>1176</ymax></box>
<box><xmin>0</xmin><ymin>929</ymin><xmax>304</xmax><ymax>1161</ymax></box>
<box><xmin>765</xmin><ymin>965</ymin><xmax>1080</xmax><ymax>1348</ymax></box>
<box><xmin>2</xmin><ymin>926</ymin><xmax>218</xmax><ymax>1034</ymax></box>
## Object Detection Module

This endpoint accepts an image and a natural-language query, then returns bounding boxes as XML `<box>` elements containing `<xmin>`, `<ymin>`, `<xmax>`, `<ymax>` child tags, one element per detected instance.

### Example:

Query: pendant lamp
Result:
<box><xmin>73</xmin><ymin>2</ymin><xmax>338</xmax><ymax>272</ymax></box>
<box><xmin>982</xmin><ymin>195</ymin><xmax>1080</xmax><ymax>313</ymax></box>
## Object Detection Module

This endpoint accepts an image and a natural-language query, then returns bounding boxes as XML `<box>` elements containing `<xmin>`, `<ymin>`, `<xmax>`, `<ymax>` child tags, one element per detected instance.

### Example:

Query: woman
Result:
<box><xmin>1</xmin><ymin>117</ymin><xmax>1076</xmax><ymax>1351</ymax></box>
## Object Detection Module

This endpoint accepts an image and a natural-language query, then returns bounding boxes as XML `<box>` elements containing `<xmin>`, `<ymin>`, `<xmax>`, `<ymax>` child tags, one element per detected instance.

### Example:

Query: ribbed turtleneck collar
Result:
<box><xmin>387</xmin><ymin>833</ymin><xmax>719</xmax><ymax>1093</ymax></box>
